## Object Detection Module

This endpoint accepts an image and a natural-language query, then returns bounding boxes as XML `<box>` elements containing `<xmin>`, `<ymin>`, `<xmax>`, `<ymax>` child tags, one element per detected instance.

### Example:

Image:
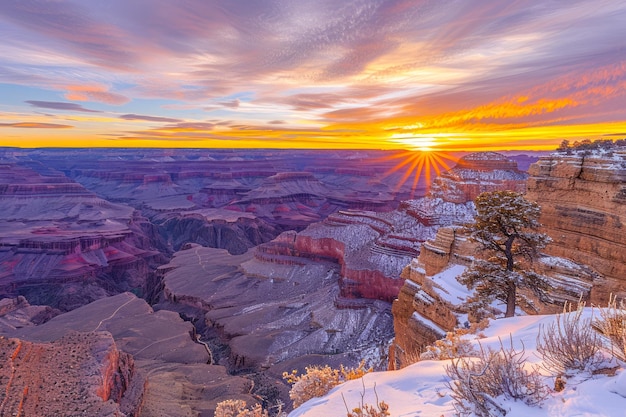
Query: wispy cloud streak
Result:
<box><xmin>0</xmin><ymin>0</ymin><xmax>625</xmax><ymax>149</ymax></box>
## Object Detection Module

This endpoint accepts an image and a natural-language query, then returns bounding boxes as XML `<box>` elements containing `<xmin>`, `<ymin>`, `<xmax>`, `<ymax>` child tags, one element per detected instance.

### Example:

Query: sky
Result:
<box><xmin>1</xmin><ymin>0</ymin><xmax>626</xmax><ymax>151</ymax></box>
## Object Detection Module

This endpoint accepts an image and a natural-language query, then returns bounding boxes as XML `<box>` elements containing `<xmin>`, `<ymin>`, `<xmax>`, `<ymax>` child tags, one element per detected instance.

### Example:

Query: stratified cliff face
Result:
<box><xmin>155</xmin><ymin>210</ymin><xmax>279</xmax><ymax>254</ymax></box>
<box><xmin>391</xmin><ymin>228</ymin><xmax>473</xmax><ymax>367</ymax></box>
<box><xmin>526</xmin><ymin>150</ymin><xmax>626</xmax><ymax>302</ymax></box>
<box><xmin>428</xmin><ymin>152</ymin><xmax>528</xmax><ymax>204</ymax></box>
<box><xmin>0</xmin><ymin>163</ymin><xmax>165</xmax><ymax>310</ymax></box>
<box><xmin>2</xmin><ymin>292</ymin><xmax>257</xmax><ymax>416</ymax></box>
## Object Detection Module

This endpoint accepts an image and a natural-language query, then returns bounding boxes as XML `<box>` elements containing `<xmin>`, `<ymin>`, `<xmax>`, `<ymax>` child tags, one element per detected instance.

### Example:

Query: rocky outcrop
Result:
<box><xmin>525</xmin><ymin>150</ymin><xmax>626</xmax><ymax>303</ymax></box>
<box><xmin>390</xmin><ymin>152</ymin><xmax>532</xmax><ymax>366</ymax></box>
<box><xmin>4</xmin><ymin>292</ymin><xmax>256</xmax><ymax>416</ymax></box>
<box><xmin>0</xmin><ymin>331</ymin><xmax>141</xmax><ymax>416</ymax></box>
<box><xmin>391</xmin><ymin>150</ymin><xmax>625</xmax><ymax>366</ymax></box>
<box><xmin>427</xmin><ymin>152</ymin><xmax>528</xmax><ymax>204</ymax></box>
<box><xmin>391</xmin><ymin>228</ymin><xmax>473</xmax><ymax>367</ymax></box>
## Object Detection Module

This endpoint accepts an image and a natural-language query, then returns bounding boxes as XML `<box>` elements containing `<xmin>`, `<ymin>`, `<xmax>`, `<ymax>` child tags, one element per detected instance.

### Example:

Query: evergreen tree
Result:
<box><xmin>459</xmin><ymin>191</ymin><xmax>552</xmax><ymax>318</ymax></box>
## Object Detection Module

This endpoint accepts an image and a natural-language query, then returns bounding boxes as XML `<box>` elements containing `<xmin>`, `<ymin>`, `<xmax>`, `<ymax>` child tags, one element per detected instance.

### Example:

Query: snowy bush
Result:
<box><xmin>215</xmin><ymin>399</ymin><xmax>268</xmax><ymax>417</ymax></box>
<box><xmin>594</xmin><ymin>295</ymin><xmax>626</xmax><ymax>362</ymax></box>
<box><xmin>283</xmin><ymin>361</ymin><xmax>371</xmax><ymax>408</ymax></box>
<box><xmin>537</xmin><ymin>303</ymin><xmax>605</xmax><ymax>375</ymax></box>
<box><xmin>445</xmin><ymin>339</ymin><xmax>548</xmax><ymax>417</ymax></box>
<box><xmin>421</xmin><ymin>330</ymin><xmax>477</xmax><ymax>361</ymax></box>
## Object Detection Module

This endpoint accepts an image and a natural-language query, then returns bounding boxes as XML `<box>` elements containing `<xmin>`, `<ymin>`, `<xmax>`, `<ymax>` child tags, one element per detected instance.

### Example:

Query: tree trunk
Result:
<box><xmin>505</xmin><ymin>281</ymin><xmax>516</xmax><ymax>317</ymax></box>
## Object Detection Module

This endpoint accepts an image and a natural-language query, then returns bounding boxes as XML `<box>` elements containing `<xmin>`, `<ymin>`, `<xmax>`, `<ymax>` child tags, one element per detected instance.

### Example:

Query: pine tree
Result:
<box><xmin>459</xmin><ymin>191</ymin><xmax>552</xmax><ymax>318</ymax></box>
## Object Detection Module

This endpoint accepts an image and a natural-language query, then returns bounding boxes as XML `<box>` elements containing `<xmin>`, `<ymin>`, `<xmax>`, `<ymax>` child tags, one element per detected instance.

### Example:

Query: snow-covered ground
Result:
<box><xmin>289</xmin><ymin>309</ymin><xmax>626</xmax><ymax>417</ymax></box>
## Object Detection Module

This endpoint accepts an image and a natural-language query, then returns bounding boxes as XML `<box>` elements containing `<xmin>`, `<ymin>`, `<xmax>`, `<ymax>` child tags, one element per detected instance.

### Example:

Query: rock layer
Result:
<box><xmin>525</xmin><ymin>150</ymin><xmax>626</xmax><ymax>302</ymax></box>
<box><xmin>0</xmin><ymin>163</ymin><xmax>163</xmax><ymax>310</ymax></box>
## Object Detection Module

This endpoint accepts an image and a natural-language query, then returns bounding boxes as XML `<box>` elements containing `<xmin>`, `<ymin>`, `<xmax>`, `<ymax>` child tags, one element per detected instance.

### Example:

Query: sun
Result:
<box><xmin>389</xmin><ymin>133</ymin><xmax>438</xmax><ymax>152</ymax></box>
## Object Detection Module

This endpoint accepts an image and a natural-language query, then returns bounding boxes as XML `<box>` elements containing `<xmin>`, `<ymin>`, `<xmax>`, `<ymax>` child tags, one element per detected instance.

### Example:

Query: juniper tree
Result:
<box><xmin>459</xmin><ymin>191</ymin><xmax>552</xmax><ymax>318</ymax></box>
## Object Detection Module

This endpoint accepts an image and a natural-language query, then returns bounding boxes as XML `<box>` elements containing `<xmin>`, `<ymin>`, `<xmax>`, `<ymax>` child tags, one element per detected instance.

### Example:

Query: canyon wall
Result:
<box><xmin>525</xmin><ymin>150</ymin><xmax>626</xmax><ymax>302</ymax></box>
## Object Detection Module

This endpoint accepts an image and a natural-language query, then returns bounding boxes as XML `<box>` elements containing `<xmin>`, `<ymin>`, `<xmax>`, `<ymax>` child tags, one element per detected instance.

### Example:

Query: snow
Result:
<box><xmin>411</xmin><ymin>312</ymin><xmax>446</xmax><ymax>335</ymax></box>
<box><xmin>429</xmin><ymin>264</ymin><xmax>469</xmax><ymax>304</ymax></box>
<box><xmin>289</xmin><ymin>309</ymin><xmax>626</xmax><ymax>417</ymax></box>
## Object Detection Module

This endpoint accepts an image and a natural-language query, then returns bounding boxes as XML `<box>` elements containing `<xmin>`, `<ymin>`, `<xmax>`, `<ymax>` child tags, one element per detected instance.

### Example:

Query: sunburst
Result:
<box><xmin>379</xmin><ymin>150</ymin><xmax>458</xmax><ymax>199</ymax></box>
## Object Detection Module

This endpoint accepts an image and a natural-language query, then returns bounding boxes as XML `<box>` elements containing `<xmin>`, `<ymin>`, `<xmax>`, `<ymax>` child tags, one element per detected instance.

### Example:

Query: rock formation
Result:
<box><xmin>0</xmin><ymin>331</ymin><xmax>140</xmax><ymax>416</ymax></box>
<box><xmin>391</xmin><ymin>149</ymin><xmax>626</xmax><ymax>365</ymax></box>
<box><xmin>0</xmin><ymin>163</ymin><xmax>163</xmax><ymax>310</ymax></box>
<box><xmin>525</xmin><ymin>148</ymin><xmax>626</xmax><ymax>303</ymax></box>
<box><xmin>2</xmin><ymin>292</ymin><xmax>256</xmax><ymax>416</ymax></box>
<box><xmin>390</xmin><ymin>152</ymin><xmax>532</xmax><ymax>366</ymax></box>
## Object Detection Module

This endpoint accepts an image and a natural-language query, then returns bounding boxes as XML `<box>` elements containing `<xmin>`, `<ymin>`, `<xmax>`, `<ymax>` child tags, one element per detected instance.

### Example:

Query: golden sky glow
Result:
<box><xmin>1</xmin><ymin>1</ymin><xmax>626</xmax><ymax>150</ymax></box>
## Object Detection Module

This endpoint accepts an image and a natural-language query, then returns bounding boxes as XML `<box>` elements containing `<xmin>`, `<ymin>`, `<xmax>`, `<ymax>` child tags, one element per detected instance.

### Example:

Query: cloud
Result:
<box><xmin>218</xmin><ymin>99</ymin><xmax>240</xmax><ymax>109</ymax></box>
<box><xmin>3</xmin><ymin>1</ymin><xmax>626</xmax><ymax>149</ymax></box>
<box><xmin>119</xmin><ymin>114</ymin><xmax>182</xmax><ymax>123</ymax></box>
<box><xmin>64</xmin><ymin>85</ymin><xmax>130</xmax><ymax>105</ymax></box>
<box><xmin>158</xmin><ymin>122</ymin><xmax>215</xmax><ymax>131</ymax></box>
<box><xmin>0</xmin><ymin>0</ymin><xmax>139</xmax><ymax>70</ymax></box>
<box><xmin>25</xmin><ymin>100</ymin><xmax>101</xmax><ymax>113</ymax></box>
<box><xmin>0</xmin><ymin>122</ymin><xmax>72</xmax><ymax>129</ymax></box>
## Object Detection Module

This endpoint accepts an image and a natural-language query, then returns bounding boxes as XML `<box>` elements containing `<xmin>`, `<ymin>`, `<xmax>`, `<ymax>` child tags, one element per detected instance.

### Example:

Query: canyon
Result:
<box><xmin>2</xmin><ymin>146</ymin><xmax>625</xmax><ymax>415</ymax></box>
<box><xmin>0</xmin><ymin>147</ymin><xmax>442</xmax><ymax>414</ymax></box>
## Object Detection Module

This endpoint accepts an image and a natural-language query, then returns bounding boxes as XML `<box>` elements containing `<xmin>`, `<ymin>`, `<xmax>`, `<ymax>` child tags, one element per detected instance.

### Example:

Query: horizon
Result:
<box><xmin>1</xmin><ymin>1</ymin><xmax>626</xmax><ymax>151</ymax></box>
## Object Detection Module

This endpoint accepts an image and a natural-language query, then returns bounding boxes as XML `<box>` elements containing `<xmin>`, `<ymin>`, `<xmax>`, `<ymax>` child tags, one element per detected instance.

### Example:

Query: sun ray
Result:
<box><xmin>394</xmin><ymin>154</ymin><xmax>423</xmax><ymax>194</ymax></box>
<box><xmin>409</xmin><ymin>156</ymin><xmax>427</xmax><ymax>199</ymax></box>
<box><xmin>380</xmin><ymin>149</ymin><xmax>458</xmax><ymax>199</ymax></box>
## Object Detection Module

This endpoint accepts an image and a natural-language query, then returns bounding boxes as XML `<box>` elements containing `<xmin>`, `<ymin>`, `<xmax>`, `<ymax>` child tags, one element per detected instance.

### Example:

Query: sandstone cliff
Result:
<box><xmin>390</xmin><ymin>152</ymin><xmax>531</xmax><ymax>366</ymax></box>
<box><xmin>525</xmin><ymin>149</ymin><xmax>626</xmax><ymax>303</ymax></box>
<box><xmin>0</xmin><ymin>163</ymin><xmax>164</xmax><ymax>310</ymax></box>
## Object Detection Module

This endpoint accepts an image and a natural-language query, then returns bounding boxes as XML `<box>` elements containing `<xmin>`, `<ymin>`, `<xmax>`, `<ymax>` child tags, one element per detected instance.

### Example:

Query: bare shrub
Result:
<box><xmin>537</xmin><ymin>303</ymin><xmax>605</xmax><ymax>375</ymax></box>
<box><xmin>421</xmin><ymin>330</ymin><xmax>477</xmax><ymax>361</ymax></box>
<box><xmin>593</xmin><ymin>294</ymin><xmax>626</xmax><ymax>362</ymax></box>
<box><xmin>342</xmin><ymin>381</ymin><xmax>390</xmax><ymax>417</ymax></box>
<box><xmin>445</xmin><ymin>338</ymin><xmax>548</xmax><ymax>417</ymax></box>
<box><xmin>215</xmin><ymin>399</ymin><xmax>268</xmax><ymax>417</ymax></box>
<box><xmin>283</xmin><ymin>361</ymin><xmax>372</xmax><ymax>408</ymax></box>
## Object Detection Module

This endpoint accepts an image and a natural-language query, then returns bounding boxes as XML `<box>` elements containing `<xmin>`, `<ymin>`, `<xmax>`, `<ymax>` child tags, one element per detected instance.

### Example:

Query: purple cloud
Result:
<box><xmin>119</xmin><ymin>114</ymin><xmax>182</xmax><ymax>123</ymax></box>
<box><xmin>25</xmin><ymin>100</ymin><xmax>101</xmax><ymax>113</ymax></box>
<box><xmin>218</xmin><ymin>99</ymin><xmax>240</xmax><ymax>109</ymax></box>
<box><xmin>0</xmin><ymin>122</ymin><xmax>73</xmax><ymax>129</ymax></box>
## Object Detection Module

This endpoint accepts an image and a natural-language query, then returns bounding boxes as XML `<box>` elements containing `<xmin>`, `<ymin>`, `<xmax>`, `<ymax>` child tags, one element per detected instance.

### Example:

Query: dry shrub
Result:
<box><xmin>215</xmin><ymin>399</ymin><xmax>268</xmax><ymax>417</ymax></box>
<box><xmin>537</xmin><ymin>302</ymin><xmax>605</xmax><ymax>375</ymax></box>
<box><xmin>420</xmin><ymin>320</ymin><xmax>488</xmax><ymax>362</ymax></box>
<box><xmin>445</xmin><ymin>338</ymin><xmax>548</xmax><ymax>417</ymax></box>
<box><xmin>283</xmin><ymin>361</ymin><xmax>372</xmax><ymax>408</ymax></box>
<box><xmin>343</xmin><ymin>381</ymin><xmax>390</xmax><ymax>417</ymax></box>
<box><xmin>593</xmin><ymin>294</ymin><xmax>626</xmax><ymax>362</ymax></box>
<box><xmin>421</xmin><ymin>331</ymin><xmax>477</xmax><ymax>361</ymax></box>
